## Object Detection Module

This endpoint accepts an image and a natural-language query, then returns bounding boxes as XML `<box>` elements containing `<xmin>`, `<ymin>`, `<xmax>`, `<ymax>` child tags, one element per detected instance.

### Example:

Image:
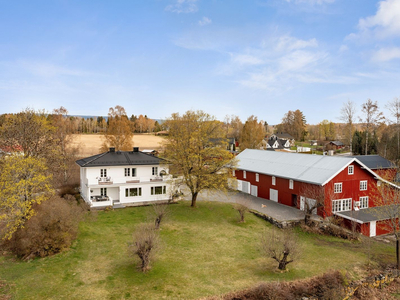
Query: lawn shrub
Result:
<box><xmin>211</xmin><ymin>270</ymin><xmax>346</xmax><ymax>300</ymax></box>
<box><xmin>3</xmin><ymin>195</ymin><xmax>86</xmax><ymax>260</ymax></box>
<box><xmin>130</xmin><ymin>223</ymin><xmax>159</xmax><ymax>272</ymax></box>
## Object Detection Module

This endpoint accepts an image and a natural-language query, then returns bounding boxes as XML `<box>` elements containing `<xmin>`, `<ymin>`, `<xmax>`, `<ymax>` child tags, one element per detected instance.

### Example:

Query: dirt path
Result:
<box><xmin>69</xmin><ymin>134</ymin><xmax>165</xmax><ymax>157</ymax></box>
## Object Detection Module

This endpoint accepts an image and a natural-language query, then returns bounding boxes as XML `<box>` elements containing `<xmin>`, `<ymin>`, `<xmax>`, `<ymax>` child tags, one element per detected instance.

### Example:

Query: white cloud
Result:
<box><xmin>339</xmin><ymin>45</ymin><xmax>348</xmax><ymax>52</ymax></box>
<box><xmin>165</xmin><ymin>0</ymin><xmax>198</xmax><ymax>14</ymax></box>
<box><xmin>199</xmin><ymin>17</ymin><xmax>212</xmax><ymax>26</ymax></box>
<box><xmin>230</xmin><ymin>53</ymin><xmax>264</xmax><ymax>66</ymax></box>
<box><xmin>351</xmin><ymin>0</ymin><xmax>400</xmax><ymax>39</ymax></box>
<box><xmin>372</xmin><ymin>47</ymin><xmax>400</xmax><ymax>62</ymax></box>
<box><xmin>284</xmin><ymin>0</ymin><xmax>335</xmax><ymax>5</ymax></box>
<box><xmin>274</xmin><ymin>36</ymin><xmax>318</xmax><ymax>51</ymax></box>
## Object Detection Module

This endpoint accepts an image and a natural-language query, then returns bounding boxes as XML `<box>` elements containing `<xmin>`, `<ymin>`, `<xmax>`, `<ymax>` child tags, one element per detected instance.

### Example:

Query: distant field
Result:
<box><xmin>69</xmin><ymin>134</ymin><xmax>165</xmax><ymax>157</ymax></box>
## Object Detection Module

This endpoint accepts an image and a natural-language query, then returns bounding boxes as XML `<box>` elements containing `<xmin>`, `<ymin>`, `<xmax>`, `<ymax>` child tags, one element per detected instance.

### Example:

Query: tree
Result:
<box><xmin>340</xmin><ymin>100</ymin><xmax>357</xmax><ymax>154</ymax></box>
<box><xmin>0</xmin><ymin>108</ymin><xmax>56</xmax><ymax>159</ymax></box>
<box><xmin>151</xmin><ymin>203</ymin><xmax>169</xmax><ymax>230</ymax></box>
<box><xmin>319</xmin><ymin>120</ymin><xmax>336</xmax><ymax>141</ymax></box>
<box><xmin>360</xmin><ymin>99</ymin><xmax>384</xmax><ymax>155</ymax></box>
<box><xmin>162</xmin><ymin>110</ymin><xmax>237</xmax><ymax>207</ymax></box>
<box><xmin>277</xmin><ymin>110</ymin><xmax>307</xmax><ymax>141</ymax></box>
<box><xmin>223</xmin><ymin>115</ymin><xmax>243</xmax><ymax>141</ymax></box>
<box><xmin>0</xmin><ymin>155</ymin><xmax>53</xmax><ymax>240</ymax></box>
<box><xmin>374</xmin><ymin>177</ymin><xmax>400</xmax><ymax>269</ymax></box>
<box><xmin>239</xmin><ymin>115</ymin><xmax>266</xmax><ymax>150</ymax></box>
<box><xmin>299</xmin><ymin>184</ymin><xmax>326</xmax><ymax>226</ymax></box>
<box><xmin>386</xmin><ymin>97</ymin><xmax>400</xmax><ymax>163</ymax></box>
<box><xmin>261</xmin><ymin>228</ymin><xmax>299</xmax><ymax>271</ymax></box>
<box><xmin>101</xmin><ymin>105</ymin><xmax>133</xmax><ymax>152</ymax></box>
<box><xmin>233</xmin><ymin>197</ymin><xmax>250</xmax><ymax>223</ymax></box>
<box><xmin>130</xmin><ymin>223</ymin><xmax>159</xmax><ymax>272</ymax></box>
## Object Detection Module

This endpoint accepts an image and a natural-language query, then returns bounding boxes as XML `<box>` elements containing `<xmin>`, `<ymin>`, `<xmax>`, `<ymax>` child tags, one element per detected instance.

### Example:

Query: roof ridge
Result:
<box><xmin>81</xmin><ymin>151</ymin><xmax>109</xmax><ymax>167</ymax></box>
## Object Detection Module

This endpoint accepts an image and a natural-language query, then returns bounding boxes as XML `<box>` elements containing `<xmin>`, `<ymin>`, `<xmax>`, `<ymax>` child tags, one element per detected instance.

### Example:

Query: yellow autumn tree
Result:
<box><xmin>101</xmin><ymin>105</ymin><xmax>134</xmax><ymax>152</ymax></box>
<box><xmin>239</xmin><ymin>115</ymin><xmax>266</xmax><ymax>150</ymax></box>
<box><xmin>162</xmin><ymin>110</ymin><xmax>237</xmax><ymax>207</ymax></box>
<box><xmin>0</xmin><ymin>155</ymin><xmax>53</xmax><ymax>240</ymax></box>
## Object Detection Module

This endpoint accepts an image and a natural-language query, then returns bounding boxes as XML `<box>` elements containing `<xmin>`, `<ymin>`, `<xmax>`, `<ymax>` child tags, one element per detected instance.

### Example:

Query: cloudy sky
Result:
<box><xmin>1</xmin><ymin>0</ymin><xmax>400</xmax><ymax>124</ymax></box>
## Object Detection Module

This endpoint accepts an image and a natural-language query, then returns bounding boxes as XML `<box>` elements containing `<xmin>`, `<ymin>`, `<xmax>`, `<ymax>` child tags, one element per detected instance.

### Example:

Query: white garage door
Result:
<box><xmin>270</xmin><ymin>189</ymin><xmax>278</xmax><ymax>202</ymax></box>
<box><xmin>251</xmin><ymin>185</ymin><xmax>258</xmax><ymax>197</ymax></box>
<box><xmin>242</xmin><ymin>181</ymin><xmax>250</xmax><ymax>194</ymax></box>
<box><xmin>236</xmin><ymin>180</ymin><xmax>243</xmax><ymax>191</ymax></box>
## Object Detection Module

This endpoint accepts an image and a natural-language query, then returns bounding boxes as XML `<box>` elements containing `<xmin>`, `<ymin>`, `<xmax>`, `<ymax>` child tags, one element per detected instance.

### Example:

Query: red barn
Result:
<box><xmin>234</xmin><ymin>149</ymin><xmax>398</xmax><ymax>237</ymax></box>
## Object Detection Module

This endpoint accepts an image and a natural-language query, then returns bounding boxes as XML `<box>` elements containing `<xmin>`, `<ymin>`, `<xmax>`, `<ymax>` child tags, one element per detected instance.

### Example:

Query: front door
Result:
<box><xmin>300</xmin><ymin>196</ymin><xmax>305</xmax><ymax>210</ymax></box>
<box><xmin>370</xmin><ymin>221</ymin><xmax>376</xmax><ymax>237</ymax></box>
<box><xmin>291</xmin><ymin>194</ymin><xmax>297</xmax><ymax>207</ymax></box>
<box><xmin>270</xmin><ymin>189</ymin><xmax>278</xmax><ymax>202</ymax></box>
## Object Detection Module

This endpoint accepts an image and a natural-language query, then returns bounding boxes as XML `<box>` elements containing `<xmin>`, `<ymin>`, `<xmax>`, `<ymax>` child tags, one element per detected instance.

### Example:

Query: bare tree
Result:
<box><xmin>374</xmin><ymin>178</ymin><xmax>400</xmax><ymax>269</ymax></box>
<box><xmin>130</xmin><ymin>223</ymin><xmax>159</xmax><ymax>272</ymax></box>
<box><xmin>340</xmin><ymin>100</ymin><xmax>357</xmax><ymax>154</ymax></box>
<box><xmin>360</xmin><ymin>99</ymin><xmax>384</xmax><ymax>155</ymax></box>
<box><xmin>261</xmin><ymin>228</ymin><xmax>299</xmax><ymax>271</ymax></box>
<box><xmin>386</xmin><ymin>97</ymin><xmax>400</xmax><ymax>162</ymax></box>
<box><xmin>299</xmin><ymin>184</ymin><xmax>326</xmax><ymax>226</ymax></box>
<box><xmin>151</xmin><ymin>203</ymin><xmax>169</xmax><ymax>230</ymax></box>
<box><xmin>233</xmin><ymin>197</ymin><xmax>250</xmax><ymax>223</ymax></box>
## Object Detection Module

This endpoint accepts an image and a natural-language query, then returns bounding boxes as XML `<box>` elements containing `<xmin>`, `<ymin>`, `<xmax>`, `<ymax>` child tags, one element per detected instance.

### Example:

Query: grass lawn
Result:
<box><xmin>0</xmin><ymin>201</ymin><xmax>396</xmax><ymax>300</ymax></box>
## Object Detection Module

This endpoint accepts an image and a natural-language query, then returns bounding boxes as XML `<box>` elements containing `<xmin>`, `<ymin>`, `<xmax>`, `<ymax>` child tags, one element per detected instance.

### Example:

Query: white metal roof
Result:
<box><xmin>236</xmin><ymin>149</ymin><xmax>360</xmax><ymax>186</ymax></box>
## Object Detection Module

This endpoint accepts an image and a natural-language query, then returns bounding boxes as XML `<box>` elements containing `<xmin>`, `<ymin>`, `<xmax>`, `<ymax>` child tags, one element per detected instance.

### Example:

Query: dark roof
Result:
<box><xmin>350</xmin><ymin>155</ymin><xmax>395</xmax><ymax>170</ymax></box>
<box><xmin>273</xmin><ymin>132</ymin><xmax>295</xmax><ymax>140</ymax></box>
<box><xmin>335</xmin><ymin>205</ymin><xmax>400</xmax><ymax>223</ymax></box>
<box><xmin>329</xmin><ymin>141</ymin><xmax>344</xmax><ymax>146</ymax></box>
<box><xmin>76</xmin><ymin>149</ymin><xmax>165</xmax><ymax>167</ymax></box>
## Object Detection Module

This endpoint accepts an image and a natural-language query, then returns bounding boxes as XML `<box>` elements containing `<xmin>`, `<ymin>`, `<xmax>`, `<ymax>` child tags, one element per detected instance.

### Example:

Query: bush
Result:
<box><xmin>130</xmin><ymin>223</ymin><xmax>159</xmax><ymax>272</ymax></box>
<box><xmin>3</xmin><ymin>196</ymin><xmax>86</xmax><ymax>260</ymax></box>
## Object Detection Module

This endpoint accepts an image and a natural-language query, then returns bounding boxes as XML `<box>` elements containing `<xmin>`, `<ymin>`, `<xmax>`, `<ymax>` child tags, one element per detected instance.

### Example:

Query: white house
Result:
<box><xmin>76</xmin><ymin>147</ymin><xmax>171</xmax><ymax>208</ymax></box>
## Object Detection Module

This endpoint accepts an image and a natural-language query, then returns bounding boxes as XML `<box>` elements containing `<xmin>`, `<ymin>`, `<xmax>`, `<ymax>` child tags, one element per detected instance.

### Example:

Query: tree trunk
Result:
<box><xmin>191</xmin><ymin>192</ymin><xmax>198</xmax><ymax>207</ymax></box>
<box><xmin>397</xmin><ymin>239</ymin><xmax>400</xmax><ymax>270</ymax></box>
<box><xmin>304</xmin><ymin>213</ymin><xmax>311</xmax><ymax>226</ymax></box>
<box><xmin>278</xmin><ymin>252</ymin><xmax>290</xmax><ymax>270</ymax></box>
<box><xmin>365</xmin><ymin>131</ymin><xmax>368</xmax><ymax>155</ymax></box>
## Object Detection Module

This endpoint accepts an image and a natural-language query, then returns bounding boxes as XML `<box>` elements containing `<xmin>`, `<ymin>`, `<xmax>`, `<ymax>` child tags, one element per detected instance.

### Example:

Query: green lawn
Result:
<box><xmin>0</xmin><ymin>201</ymin><xmax>395</xmax><ymax>300</ymax></box>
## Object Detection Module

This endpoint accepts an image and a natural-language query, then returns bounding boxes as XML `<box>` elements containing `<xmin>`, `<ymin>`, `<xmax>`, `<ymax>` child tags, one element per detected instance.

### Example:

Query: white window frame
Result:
<box><xmin>100</xmin><ymin>188</ymin><xmax>107</xmax><ymax>196</ymax></box>
<box><xmin>360</xmin><ymin>180</ymin><xmax>367</xmax><ymax>191</ymax></box>
<box><xmin>359</xmin><ymin>196</ymin><xmax>368</xmax><ymax>209</ymax></box>
<box><xmin>100</xmin><ymin>169</ymin><xmax>107</xmax><ymax>178</ymax></box>
<box><xmin>289</xmin><ymin>179</ymin><xmax>293</xmax><ymax>189</ymax></box>
<box><xmin>124</xmin><ymin>168</ymin><xmax>130</xmax><ymax>177</ymax></box>
<box><xmin>125</xmin><ymin>187</ymin><xmax>142</xmax><ymax>197</ymax></box>
<box><xmin>152</xmin><ymin>167</ymin><xmax>158</xmax><ymax>176</ymax></box>
<box><xmin>332</xmin><ymin>198</ymin><xmax>352</xmax><ymax>213</ymax></box>
<box><xmin>334</xmin><ymin>183</ymin><xmax>342</xmax><ymax>193</ymax></box>
<box><xmin>348</xmin><ymin>165</ymin><xmax>354</xmax><ymax>175</ymax></box>
<box><xmin>151</xmin><ymin>186</ymin><xmax>166</xmax><ymax>195</ymax></box>
<box><xmin>256</xmin><ymin>173</ymin><xmax>259</xmax><ymax>182</ymax></box>
<box><xmin>243</xmin><ymin>171</ymin><xmax>246</xmax><ymax>179</ymax></box>
<box><xmin>132</xmin><ymin>168</ymin><xmax>137</xmax><ymax>177</ymax></box>
<box><xmin>272</xmin><ymin>176</ymin><xmax>276</xmax><ymax>186</ymax></box>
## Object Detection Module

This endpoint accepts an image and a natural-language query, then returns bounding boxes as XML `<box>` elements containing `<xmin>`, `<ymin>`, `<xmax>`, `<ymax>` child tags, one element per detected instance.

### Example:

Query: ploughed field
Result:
<box><xmin>0</xmin><ymin>201</ymin><xmax>395</xmax><ymax>299</ymax></box>
<box><xmin>69</xmin><ymin>133</ymin><xmax>165</xmax><ymax>156</ymax></box>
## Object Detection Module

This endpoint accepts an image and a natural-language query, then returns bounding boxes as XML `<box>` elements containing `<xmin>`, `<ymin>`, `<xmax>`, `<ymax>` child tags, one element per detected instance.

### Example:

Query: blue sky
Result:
<box><xmin>1</xmin><ymin>0</ymin><xmax>400</xmax><ymax>125</ymax></box>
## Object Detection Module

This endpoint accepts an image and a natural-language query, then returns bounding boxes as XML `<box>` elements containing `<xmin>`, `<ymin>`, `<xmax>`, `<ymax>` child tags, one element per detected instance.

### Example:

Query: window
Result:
<box><xmin>132</xmin><ymin>168</ymin><xmax>137</xmax><ymax>177</ymax></box>
<box><xmin>151</xmin><ymin>186</ymin><xmax>166</xmax><ymax>195</ymax></box>
<box><xmin>256</xmin><ymin>173</ymin><xmax>259</xmax><ymax>182</ymax></box>
<box><xmin>334</xmin><ymin>183</ymin><xmax>342</xmax><ymax>193</ymax></box>
<box><xmin>359</xmin><ymin>196</ymin><xmax>368</xmax><ymax>209</ymax></box>
<box><xmin>243</xmin><ymin>171</ymin><xmax>246</xmax><ymax>179</ymax></box>
<box><xmin>272</xmin><ymin>176</ymin><xmax>276</xmax><ymax>185</ymax></box>
<box><xmin>100</xmin><ymin>188</ymin><xmax>107</xmax><ymax>196</ymax></box>
<box><xmin>100</xmin><ymin>169</ymin><xmax>107</xmax><ymax>178</ymax></box>
<box><xmin>152</xmin><ymin>167</ymin><xmax>158</xmax><ymax>176</ymax></box>
<box><xmin>360</xmin><ymin>180</ymin><xmax>367</xmax><ymax>191</ymax></box>
<box><xmin>289</xmin><ymin>180</ymin><xmax>293</xmax><ymax>189</ymax></box>
<box><xmin>232</xmin><ymin>169</ymin><xmax>235</xmax><ymax>176</ymax></box>
<box><xmin>332</xmin><ymin>198</ymin><xmax>352</xmax><ymax>212</ymax></box>
<box><xmin>348</xmin><ymin>165</ymin><xmax>354</xmax><ymax>175</ymax></box>
<box><xmin>125</xmin><ymin>187</ymin><xmax>142</xmax><ymax>197</ymax></box>
<box><xmin>124</xmin><ymin>168</ymin><xmax>130</xmax><ymax>176</ymax></box>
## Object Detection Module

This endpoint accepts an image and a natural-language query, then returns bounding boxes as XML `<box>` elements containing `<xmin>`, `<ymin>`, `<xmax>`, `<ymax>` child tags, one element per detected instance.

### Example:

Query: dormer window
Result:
<box><xmin>348</xmin><ymin>165</ymin><xmax>354</xmax><ymax>175</ymax></box>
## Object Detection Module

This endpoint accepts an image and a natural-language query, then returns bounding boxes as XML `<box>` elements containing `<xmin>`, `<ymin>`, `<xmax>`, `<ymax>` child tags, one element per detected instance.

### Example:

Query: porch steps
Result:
<box><xmin>113</xmin><ymin>201</ymin><xmax>126</xmax><ymax>209</ymax></box>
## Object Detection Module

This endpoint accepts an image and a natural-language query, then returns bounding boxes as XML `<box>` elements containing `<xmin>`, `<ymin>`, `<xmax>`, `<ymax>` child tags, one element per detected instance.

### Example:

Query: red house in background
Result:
<box><xmin>234</xmin><ymin>149</ymin><xmax>398</xmax><ymax>237</ymax></box>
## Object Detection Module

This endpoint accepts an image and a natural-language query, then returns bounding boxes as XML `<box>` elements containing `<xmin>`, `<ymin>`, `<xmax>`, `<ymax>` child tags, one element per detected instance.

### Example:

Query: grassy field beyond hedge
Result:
<box><xmin>0</xmin><ymin>201</ymin><xmax>395</xmax><ymax>299</ymax></box>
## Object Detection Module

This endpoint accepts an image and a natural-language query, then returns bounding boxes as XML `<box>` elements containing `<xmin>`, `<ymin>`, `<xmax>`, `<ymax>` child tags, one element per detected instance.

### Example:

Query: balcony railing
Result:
<box><xmin>97</xmin><ymin>177</ymin><xmax>113</xmax><ymax>185</ymax></box>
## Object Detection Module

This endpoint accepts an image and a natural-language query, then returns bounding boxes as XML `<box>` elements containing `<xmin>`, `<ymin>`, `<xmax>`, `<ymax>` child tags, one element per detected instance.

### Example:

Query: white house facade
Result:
<box><xmin>76</xmin><ymin>147</ymin><xmax>171</xmax><ymax>208</ymax></box>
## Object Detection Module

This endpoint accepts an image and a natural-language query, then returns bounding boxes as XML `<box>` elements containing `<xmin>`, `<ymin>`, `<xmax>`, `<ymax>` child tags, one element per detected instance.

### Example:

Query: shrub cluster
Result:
<box><xmin>210</xmin><ymin>270</ymin><xmax>345</xmax><ymax>300</ymax></box>
<box><xmin>3</xmin><ymin>195</ymin><xmax>87</xmax><ymax>260</ymax></box>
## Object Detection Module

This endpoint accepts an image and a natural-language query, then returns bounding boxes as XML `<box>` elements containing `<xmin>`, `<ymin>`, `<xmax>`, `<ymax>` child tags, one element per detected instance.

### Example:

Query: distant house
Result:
<box><xmin>76</xmin><ymin>147</ymin><xmax>171</xmax><ymax>208</ymax></box>
<box><xmin>269</xmin><ymin>132</ymin><xmax>295</xmax><ymax>146</ymax></box>
<box><xmin>142</xmin><ymin>149</ymin><xmax>159</xmax><ymax>156</ymax></box>
<box><xmin>233</xmin><ymin>149</ymin><xmax>399</xmax><ymax>237</ymax></box>
<box><xmin>327</xmin><ymin>141</ymin><xmax>344</xmax><ymax>150</ymax></box>
<box><xmin>265</xmin><ymin>139</ymin><xmax>291</xmax><ymax>150</ymax></box>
